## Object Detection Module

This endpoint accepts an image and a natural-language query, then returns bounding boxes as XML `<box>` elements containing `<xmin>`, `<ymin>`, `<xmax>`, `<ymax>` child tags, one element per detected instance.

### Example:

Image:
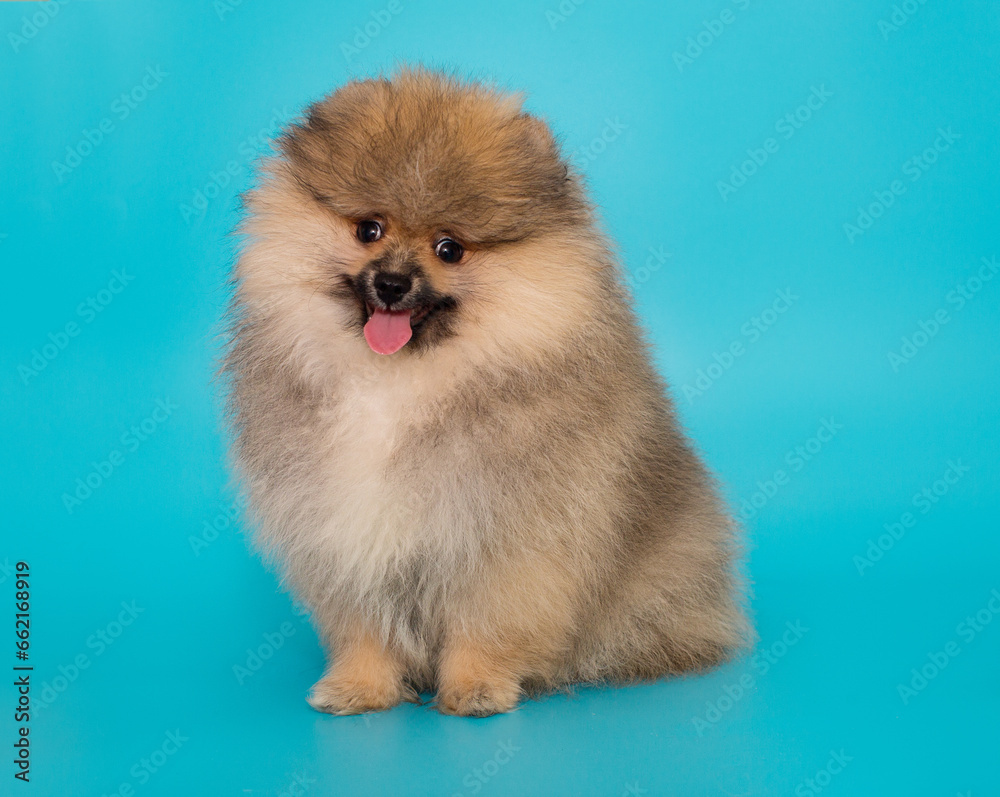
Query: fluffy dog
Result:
<box><xmin>224</xmin><ymin>68</ymin><xmax>748</xmax><ymax>716</ymax></box>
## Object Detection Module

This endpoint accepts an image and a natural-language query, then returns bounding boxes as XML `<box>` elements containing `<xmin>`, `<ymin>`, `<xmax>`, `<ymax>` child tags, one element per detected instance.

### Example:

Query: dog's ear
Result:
<box><xmin>519</xmin><ymin>113</ymin><xmax>558</xmax><ymax>155</ymax></box>
<box><xmin>518</xmin><ymin>113</ymin><xmax>570</xmax><ymax>182</ymax></box>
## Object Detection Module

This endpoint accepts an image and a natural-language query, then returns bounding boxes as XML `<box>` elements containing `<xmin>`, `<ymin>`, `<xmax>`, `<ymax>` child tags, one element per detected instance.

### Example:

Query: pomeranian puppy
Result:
<box><xmin>224</xmin><ymin>67</ymin><xmax>748</xmax><ymax>716</ymax></box>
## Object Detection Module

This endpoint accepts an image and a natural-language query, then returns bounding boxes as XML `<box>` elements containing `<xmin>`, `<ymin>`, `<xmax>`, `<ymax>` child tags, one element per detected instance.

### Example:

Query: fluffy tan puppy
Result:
<box><xmin>224</xmin><ymin>67</ymin><xmax>748</xmax><ymax>716</ymax></box>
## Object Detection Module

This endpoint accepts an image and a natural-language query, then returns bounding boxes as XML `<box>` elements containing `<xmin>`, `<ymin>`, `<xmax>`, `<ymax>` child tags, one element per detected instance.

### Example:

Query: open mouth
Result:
<box><xmin>362</xmin><ymin>302</ymin><xmax>435</xmax><ymax>355</ymax></box>
<box><xmin>364</xmin><ymin>302</ymin><xmax>432</xmax><ymax>326</ymax></box>
<box><xmin>332</xmin><ymin>269</ymin><xmax>457</xmax><ymax>356</ymax></box>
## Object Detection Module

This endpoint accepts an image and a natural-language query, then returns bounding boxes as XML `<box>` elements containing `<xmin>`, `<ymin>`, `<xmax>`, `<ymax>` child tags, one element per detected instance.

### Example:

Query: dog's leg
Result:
<box><xmin>308</xmin><ymin>622</ymin><xmax>413</xmax><ymax>715</ymax></box>
<box><xmin>435</xmin><ymin>552</ymin><xmax>578</xmax><ymax>716</ymax></box>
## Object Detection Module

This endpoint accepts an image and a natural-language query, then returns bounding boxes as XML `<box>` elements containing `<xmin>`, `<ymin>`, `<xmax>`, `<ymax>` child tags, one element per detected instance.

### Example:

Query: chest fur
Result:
<box><xmin>292</xmin><ymin>374</ymin><xmax>481</xmax><ymax>586</ymax></box>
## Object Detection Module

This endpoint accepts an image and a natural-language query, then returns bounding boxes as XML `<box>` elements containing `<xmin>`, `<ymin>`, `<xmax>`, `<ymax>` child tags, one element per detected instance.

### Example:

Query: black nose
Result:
<box><xmin>373</xmin><ymin>272</ymin><xmax>412</xmax><ymax>306</ymax></box>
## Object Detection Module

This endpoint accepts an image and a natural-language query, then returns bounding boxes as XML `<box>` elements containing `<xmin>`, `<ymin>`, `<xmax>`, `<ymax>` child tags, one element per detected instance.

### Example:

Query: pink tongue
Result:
<box><xmin>364</xmin><ymin>308</ymin><xmax>413</xmax><ymax>355</ymax></box>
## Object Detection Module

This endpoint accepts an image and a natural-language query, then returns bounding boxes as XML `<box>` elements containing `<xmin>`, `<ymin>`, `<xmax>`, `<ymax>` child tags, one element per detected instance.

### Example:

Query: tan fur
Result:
<box><xmin>436</xmin><ymin>641</ymin><xmax>524</xmax><ymax>717</ymax></box>
<box><xmin>308</xmin><ymin>623</ymin><xmax>412</xmax><ymax>714</ymax></box>
<box><xmin>435</xmin><ymin>547</ymin><xmax>581</xmax><ymax>715</ymax></box>
<box><xmin>224</xmin><ymin>67</ymin><xmax>750</xmax><ymax>716</ymax></box>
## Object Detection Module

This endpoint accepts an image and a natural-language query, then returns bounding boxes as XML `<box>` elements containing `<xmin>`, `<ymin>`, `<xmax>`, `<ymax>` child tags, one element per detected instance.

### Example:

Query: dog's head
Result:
<box><xmin>237</xmin><ymin>68</ymin><xmax>608</xmax><ymax>370</ymax></box>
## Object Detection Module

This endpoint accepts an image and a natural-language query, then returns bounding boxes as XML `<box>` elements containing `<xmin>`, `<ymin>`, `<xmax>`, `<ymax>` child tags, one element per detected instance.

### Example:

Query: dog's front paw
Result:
<box><xmin>308</xmin><ymin>669</ymin><xmax>413</xmax><ymax>715</ymax></box>
<box><xmin>436</xmin><ymin>679</ymin><xmax>521</xmax><ymax>717</ymax></box>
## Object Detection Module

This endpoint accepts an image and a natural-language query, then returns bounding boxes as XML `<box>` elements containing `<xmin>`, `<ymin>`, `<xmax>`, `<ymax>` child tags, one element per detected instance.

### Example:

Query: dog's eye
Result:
<box><xmin>356</xmin><ymin>220</ymin><xmax>383</xmax><ymax>244</ymax></box>
<box><xmin>434</xmin><ymin>238</ymin><xmax>464</xmax><ymax>264</ymax></box>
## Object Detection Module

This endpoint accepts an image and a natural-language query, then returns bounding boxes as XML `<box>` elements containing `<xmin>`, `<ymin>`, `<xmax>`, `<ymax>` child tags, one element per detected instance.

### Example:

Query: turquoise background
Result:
<box><xmin>2</xmin><ymin>0</ymin><xmax>998</xmax><ymax>795</ymax></box>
